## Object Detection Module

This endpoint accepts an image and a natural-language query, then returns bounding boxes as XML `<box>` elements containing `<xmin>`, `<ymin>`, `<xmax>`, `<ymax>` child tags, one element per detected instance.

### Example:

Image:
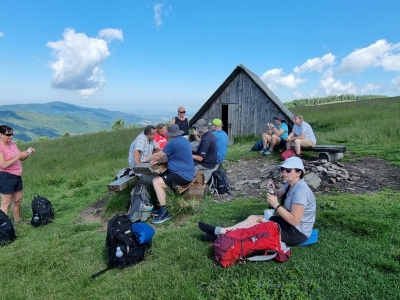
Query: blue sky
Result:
<box><xmin>1</xmin><ymin>0</ymin><xmax>399</xmax><ymax>114</ymax></box>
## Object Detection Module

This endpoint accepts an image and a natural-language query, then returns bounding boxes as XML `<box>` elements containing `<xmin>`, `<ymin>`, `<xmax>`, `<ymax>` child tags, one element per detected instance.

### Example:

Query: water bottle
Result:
<box><xmin>33</xmin><ymin>214</ymin><xmax>39</xmax><ymax>223</ymax></box>
<box><xmin>268</xmin><ymin>187</ymin><xmax>275</xmax><ymax>209</ymax></box>
<box><xmin>115</xmin><ymin>247</ymin><xmax>123</xmax><ymax>258</ymax></box>
<box><xmin>263</xmin><ymin>208</ymin><xmax>274</xmax><ymax>221</ymax></box>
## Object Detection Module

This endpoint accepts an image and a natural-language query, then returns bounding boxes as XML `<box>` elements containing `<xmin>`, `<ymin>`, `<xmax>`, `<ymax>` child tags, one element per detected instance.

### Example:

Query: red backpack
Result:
<box><xmin>213</xmin><ymin>221</ymin><xmax>291</xmax><ymax>268</ymax></box>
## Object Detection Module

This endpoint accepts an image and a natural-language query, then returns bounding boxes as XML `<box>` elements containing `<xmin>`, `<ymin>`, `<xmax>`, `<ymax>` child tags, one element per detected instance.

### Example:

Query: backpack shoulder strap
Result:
<box><xmin>90</xmin><ymin>267</ymin><xmax>111</xmax><ymax>279</ymax></box>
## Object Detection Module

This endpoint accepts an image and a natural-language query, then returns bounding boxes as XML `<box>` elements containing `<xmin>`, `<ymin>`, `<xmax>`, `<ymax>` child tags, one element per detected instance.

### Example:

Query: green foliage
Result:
<box><xmin>285</xmin><ymin>94</ymin><xmax>388</xmax><ymax>108</ymax></box>
<box><xmin>1</xmin><ymin>98</ymin><xmax>400</xmax><ymax>299</ymax></box>
<box><xmin>111</xmin><ymin>118</ymin><xmax>125</xmax><ymax>130</ymax></box>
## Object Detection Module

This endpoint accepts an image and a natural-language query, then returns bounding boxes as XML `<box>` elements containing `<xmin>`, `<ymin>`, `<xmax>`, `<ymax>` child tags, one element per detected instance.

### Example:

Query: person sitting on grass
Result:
<box><xmin>260</xmin><ymin>114</ymin><xmax>289</xmax><ymax>155</ymax></box>
<box><xmin>198</xmin><ymin>157</ymin><xmax>316</xmax><ymax>246</ymax></box>
<box><xmin>143</xmin><ymin>124</ymin><xmax>195</xmax><ymax>224</ymax></box>
<box><xmin>286</xmin><ymin>114</ymin><xmax>316</xmax><ymax>157</ymax></box>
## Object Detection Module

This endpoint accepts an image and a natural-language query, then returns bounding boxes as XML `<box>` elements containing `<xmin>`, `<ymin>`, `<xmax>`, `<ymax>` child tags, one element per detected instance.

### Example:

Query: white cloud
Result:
<box><xmin>0</xmin><ymin>31</ymin><xmax>4</xmax><ymax>38</ymax></box>
<box><xmin>47</xmin><ymin>28</ymin><xmax>123</xmax><ymax>97</ymax></box>
<box><xmin>260</xmin><ymin>68</ymin><xmax>305</xmax><ymax>90</ymax></box>
<box><xmin>98</xmin><ymin>28</ymin><xmax>124</xmax><ymax>43</ymax></box>
<box><xmin>294</xmin><ymin>53</ymin><xmax>336</xmax><ymax>74</ymax></box>
<box><xmin>392</xmin><ymin>75</ymin><xmax>400</xmax><ymax>90</ymax></box>
<box><xmin>361</xmin><ymin>83</ymin><xmax>379</xmax><ymax>93</ymax></box>
<box><xmin>153</xmin><ymin>2</ymin><xmax>172</xmax><ymax>28</ymax></box>
<box><xmin>292</xmin><ymin>91</ymin><xmax>303</xmax><ymax>99</ymax></box>
<box><xmin>339</xmin><ymin>39</ymin><xmax>400</xmax><ymax>73</ymax></box>
<box><xmin>319</xmin><ymin>68</ymin><xmax>357</xmax><ymax>95</ymax></box>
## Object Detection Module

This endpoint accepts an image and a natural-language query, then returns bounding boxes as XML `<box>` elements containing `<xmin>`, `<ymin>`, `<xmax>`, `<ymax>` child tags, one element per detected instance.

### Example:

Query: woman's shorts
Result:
<box><xmin>0</xmin><ymin>171</ymin><xmax>23</xmax><ymax>194</ymax></box>
<box><xmin>161</xmin><ymin>171</ymin><xmax>192</xmax><ymax>189</ymax></box>
<box><xmin>277</xmin><ymin>138</ymin><xmax>287</xmax><ymax>148</ymax></box>
<box><xmin>269</xmin><ymin>216</ymin><xmax>308</xmax><ymax>246</ymax></box>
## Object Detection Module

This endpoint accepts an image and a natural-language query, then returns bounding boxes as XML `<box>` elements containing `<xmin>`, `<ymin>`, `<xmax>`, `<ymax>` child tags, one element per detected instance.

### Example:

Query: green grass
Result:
<box><xmin>1</xmin><ymin>97</ymin><xmax>400</xmax><ymax>299</ymax></box>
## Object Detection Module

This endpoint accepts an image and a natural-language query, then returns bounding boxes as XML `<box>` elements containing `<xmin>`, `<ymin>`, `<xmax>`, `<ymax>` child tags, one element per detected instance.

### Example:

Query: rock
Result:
<box><xmin>304</xmin><ymin>172</ymin><xmax>322</xmax><ymax>189</ymax></box>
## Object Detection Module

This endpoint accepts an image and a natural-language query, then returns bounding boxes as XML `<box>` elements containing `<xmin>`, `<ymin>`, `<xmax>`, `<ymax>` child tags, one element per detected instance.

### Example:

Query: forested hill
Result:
<box><xmin>284</xmin><ymin>94</ymin><xmax>388</xmax><ymax>108</ymax></box>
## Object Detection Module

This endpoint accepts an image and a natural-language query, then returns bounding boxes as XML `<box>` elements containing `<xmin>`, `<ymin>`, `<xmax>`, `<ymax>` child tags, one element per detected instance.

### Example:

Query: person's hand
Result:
<box><xmin>193</xmin><ymin>129</ymin><xmax>197</xmax><ymax>135</ymax></box>
<box><xmin>26</xmin><ymin>147</ymin><xmax>35</xmax><ymax>153</ymax></box>
<box><xmin>267</xmin><ymin>194</ymin><xmax>279</xmax><ymax>208</ymax></box>
<box><xmin>267</xmin><ymin>181</ymin><xmax>275</xmax><ymax>191</ymax></box>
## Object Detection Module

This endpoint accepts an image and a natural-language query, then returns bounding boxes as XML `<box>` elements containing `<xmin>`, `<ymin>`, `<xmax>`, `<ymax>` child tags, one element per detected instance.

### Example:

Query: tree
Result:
<box><xmin>112</xmin><ymin>119</ymin><xmax>125</xmax><ymax>130</ymax></box>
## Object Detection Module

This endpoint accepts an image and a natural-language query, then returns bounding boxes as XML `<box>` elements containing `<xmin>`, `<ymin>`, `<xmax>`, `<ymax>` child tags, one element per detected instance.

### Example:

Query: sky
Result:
<box><xmin>1</xmin><ymin>0</ymin><xmax>400</xmax><ymax>115</ymax></box>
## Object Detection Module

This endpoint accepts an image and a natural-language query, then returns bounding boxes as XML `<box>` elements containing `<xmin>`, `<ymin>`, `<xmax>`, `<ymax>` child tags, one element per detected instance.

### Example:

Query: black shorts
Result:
<box><xmin>161</xmin><ymin>171</ymin><xmax>192</xmax><ymax>189</ymax></box>
<box><xmin>277</xmin><ymin>138</ymin><xmax>287</xmax><ymax>149</ymax></box>
<box><xmin>269</xmin><ymin>216</ymin><xmax>308</xmax><ymax>246</ymax></box>
<box><xmin>0</xmin><ymin>171</ymin><xmax>23</xmax><ymax>194</ymax></box>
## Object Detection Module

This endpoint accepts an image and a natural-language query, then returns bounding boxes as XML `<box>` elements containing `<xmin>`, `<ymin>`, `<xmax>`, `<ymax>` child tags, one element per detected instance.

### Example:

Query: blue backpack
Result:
<box><xmin>251</xmin><ymin>140</ymin><xmax>263</xmax><ymax>151</ymax></box>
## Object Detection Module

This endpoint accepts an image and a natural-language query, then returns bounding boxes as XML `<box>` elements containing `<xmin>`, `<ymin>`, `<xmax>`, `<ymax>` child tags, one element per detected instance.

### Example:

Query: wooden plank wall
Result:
<box><xmin>195</xmin><ymin>70</ymin><xmax>288</xmax><ymax>142</ymax></box>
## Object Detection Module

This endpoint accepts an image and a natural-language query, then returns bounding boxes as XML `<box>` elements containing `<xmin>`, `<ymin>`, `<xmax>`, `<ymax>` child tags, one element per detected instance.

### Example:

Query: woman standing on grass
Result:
<box><xmin>0</xmin><ymin>125</ymin><xmax>34</xmax><ymax>223</ymax></box>
<box><xmin>198</xmin><ymin>157</ymin><xmax>316</xmax><ymax>246</ymax></box>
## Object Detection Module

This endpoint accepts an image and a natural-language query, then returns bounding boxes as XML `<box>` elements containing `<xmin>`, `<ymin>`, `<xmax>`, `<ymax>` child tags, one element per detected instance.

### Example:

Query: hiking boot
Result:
<box><xmin>151</xmin><ymin>210</ymin><xmax>171</xmax><ymax>224</ymax></box>
<box><xmin>263</xmin><ymin>149</ymin><xmax>274</xmax><ymax>155</ymax></box>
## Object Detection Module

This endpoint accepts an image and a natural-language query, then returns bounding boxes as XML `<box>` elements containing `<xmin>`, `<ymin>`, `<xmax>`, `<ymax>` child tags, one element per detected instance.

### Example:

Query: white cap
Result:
<box><xmin>279</xmin><ymin>157</ymin><xmax>304</xmax><ymax>171</ymax></box>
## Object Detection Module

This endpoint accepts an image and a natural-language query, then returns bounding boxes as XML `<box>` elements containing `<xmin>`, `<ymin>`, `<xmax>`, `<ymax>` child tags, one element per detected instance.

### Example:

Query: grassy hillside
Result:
<box><xmin>0</xmin><ymin>98</ymin><xmax>399</xmax><ymax>299</ymax></box>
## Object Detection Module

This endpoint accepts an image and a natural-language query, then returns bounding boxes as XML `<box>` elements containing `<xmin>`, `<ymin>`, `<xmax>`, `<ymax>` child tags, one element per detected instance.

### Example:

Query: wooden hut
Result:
<box><xmin>190</xmin><ymin>64</ymin><xmax>294</xmax><ymax>144</ymax></box>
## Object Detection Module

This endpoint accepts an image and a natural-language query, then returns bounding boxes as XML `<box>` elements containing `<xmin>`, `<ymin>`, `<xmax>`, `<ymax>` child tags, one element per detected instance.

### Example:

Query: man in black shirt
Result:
<box><xmin>192</xmin><ymin>119</ymin><xmax>217</xmax><ymax>170</ymax></box>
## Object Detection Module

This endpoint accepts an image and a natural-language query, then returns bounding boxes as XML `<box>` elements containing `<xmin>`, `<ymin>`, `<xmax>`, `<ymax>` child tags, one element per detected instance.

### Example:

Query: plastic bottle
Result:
<box><xmin>115</xmin><ymin>247</ymin><xmax>123</xmax><ymax>258</ymax></box>
<box><xmin>268</xmin><ymin>187</ymin><xmax>275</xmax><ymax>209</ymax></box>
<box><xmin>33</xmin><ymin>214</ymin><xmax>39</xmax><ymax>223</ymax></box>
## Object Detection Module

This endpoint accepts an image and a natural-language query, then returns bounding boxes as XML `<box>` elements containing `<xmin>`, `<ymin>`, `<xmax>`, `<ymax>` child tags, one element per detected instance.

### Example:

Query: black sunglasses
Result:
<box><xmin>281</xmin><ymin>167</ymin><xmax>293</xmax><ymax>173</ymax></box>
<box><xmin>179</xmin><ymin>111</ymin><xmax>186</xmax><ymax>113</ymax></box>
<box><xmin>5</xmin><ymin>133</ymin><xmax>14</xmax><ymax>137</ymax></box>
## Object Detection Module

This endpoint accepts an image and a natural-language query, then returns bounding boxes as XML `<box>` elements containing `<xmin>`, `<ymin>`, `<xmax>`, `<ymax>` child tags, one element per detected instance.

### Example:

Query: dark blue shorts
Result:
<box><xmin>0</xmin><ymin>171</ymin><xmax>23</xmax><ymax>194</ymax></box>
<box><xmin>160</xmin><ymin>171</ymin><xmax>192</xmax><ymax>189</ymax></box>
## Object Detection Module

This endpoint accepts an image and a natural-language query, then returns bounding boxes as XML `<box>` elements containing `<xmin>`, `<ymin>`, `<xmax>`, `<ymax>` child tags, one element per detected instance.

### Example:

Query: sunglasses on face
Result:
<box><xmin>4</xmin><ymin>133</ymin><xmax>14</xmax><ymax>137</ymax></box>
<box><xmin>179</xmin><ymin>111</ymin><xmax>186</xmax><ymax>113</ymax></box>
<box><xmin>281</xmin><ymin>167</ymin><xmax>293</xmax><ymax>173</ymax></box>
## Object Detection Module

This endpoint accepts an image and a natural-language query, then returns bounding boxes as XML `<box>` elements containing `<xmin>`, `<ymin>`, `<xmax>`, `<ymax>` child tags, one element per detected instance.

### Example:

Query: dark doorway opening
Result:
<box><xmin>222</xmin><ymin>105</ymin><xmax>229</xmax><ymax>135</ymax></box>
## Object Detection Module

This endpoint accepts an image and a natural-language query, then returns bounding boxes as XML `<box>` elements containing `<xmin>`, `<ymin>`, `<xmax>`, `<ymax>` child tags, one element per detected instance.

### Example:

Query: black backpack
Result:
<box><xmin>127</xmin><ymin>184</ymin><xmax>153</xmax><ymax>223</ymax></box>
<box><xmin>0</xmin><ymin>209</ymin><xmax>16</xmax><ymax>247</ymax></box>
<box><xmin>30</xmin><ymin>194</ymin><xmax>55</xmax><ymax>227</ymax></box>
<box><xmin>209</xmin><ymin>170</ymin><xmax>232</xmax><ymax>195</ymax></box>
<box><xmin>91</xmin><ymin>213</ymin><xmax>146</xmax><ymax>278</ymax></box>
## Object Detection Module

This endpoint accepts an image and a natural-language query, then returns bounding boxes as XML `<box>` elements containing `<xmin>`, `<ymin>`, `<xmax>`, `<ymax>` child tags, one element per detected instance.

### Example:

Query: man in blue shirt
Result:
<box><xmin>143</xmin><ymin>124</ymin><xmax>195</xmax><ymax>224</ymax></box>
<box><xmin>209</xmin><ymin>118</ymin><xmax>228</xmax><ymax>163</ymax></box>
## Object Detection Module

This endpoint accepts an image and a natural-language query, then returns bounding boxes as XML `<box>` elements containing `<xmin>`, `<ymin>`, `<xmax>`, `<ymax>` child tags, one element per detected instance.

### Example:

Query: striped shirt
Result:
<box><xmin>293</xmin><ymin>121</ymin><xmax>316</xmax><ymax>144</ymax></box>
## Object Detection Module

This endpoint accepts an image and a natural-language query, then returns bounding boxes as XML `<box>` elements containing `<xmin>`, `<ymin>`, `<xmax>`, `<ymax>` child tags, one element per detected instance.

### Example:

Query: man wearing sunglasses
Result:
<box><xmin>170</xmin><ymin>106</ymin><xmax>189</xmax><ymax>139</ymax></box>
<box><xmin>198</xmin><ymin>157</ymin><xmax>316</xmax><ymax>246</ymax></box>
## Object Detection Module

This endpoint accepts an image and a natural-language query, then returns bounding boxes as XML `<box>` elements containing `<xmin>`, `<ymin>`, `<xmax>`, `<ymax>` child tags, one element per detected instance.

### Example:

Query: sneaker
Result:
<box><xmin>152</xmin><ymin>207</ymin><xmax>162</xmax><ymax>217</ymax></box>
<box><xmin>263</xmin><ymin>149</ymin><xmax>274</xmax><ymax>155</ymax></box>
<box><xmin>151</xmin><ymin>211</ymin><xmax>171</xmax><ymax>224</ymax></box>
<box><xmin>259</xmin><ymin>148</ymin><xmax>268</xmax><ymax>154</ymax></box>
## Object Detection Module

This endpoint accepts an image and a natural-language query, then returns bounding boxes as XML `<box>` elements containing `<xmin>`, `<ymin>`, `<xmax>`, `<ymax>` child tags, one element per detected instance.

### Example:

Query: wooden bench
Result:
<box><xmin>108</xmin><ymin>175</ymin><xmax>139</xmax><ymax>192</ymax></box>
<box><xmin>301</xmin><ymin>145</ymin><xmax>346</xmax><ymax>161</ymax></box>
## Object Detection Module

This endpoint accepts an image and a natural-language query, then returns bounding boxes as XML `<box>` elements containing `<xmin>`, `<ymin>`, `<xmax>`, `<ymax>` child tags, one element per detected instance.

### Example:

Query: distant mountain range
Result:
<box><xmin>0</xmin><ymin>101</ymin><xmax>172</xmax><ymax>142</ymax></box>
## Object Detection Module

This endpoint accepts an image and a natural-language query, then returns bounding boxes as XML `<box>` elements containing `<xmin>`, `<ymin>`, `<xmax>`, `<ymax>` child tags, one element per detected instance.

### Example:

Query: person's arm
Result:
<box><xmin>272</xmin><ymin>126</ymin><xmax>284</xmax><ymax>137</ymax></box>
<box><xmin>286</xmin><ymin>131</ymin><xmax>294</xmax><ymax>142</ymax></box>
<box><xmin>192</xmin><ymin>129</ymin><xmax>201</xmax><ymax>142</ymax></box>
<box><xmin>143</xmin><ymin>151</ymin><xmax>167</xmax><ymax>164</ymax></box>
<box><xmin>192</xmin><ymin>154</ymin><xmax>204</xmax><ymax>162</ymax></box>
<box><xmin>0</xmin><ymin>151</ymin><xmax>30</xmax><ymax>168</ymax></box>
<box><xmin>170</xmin><ymin>118</ymin><xmax>176</xmax><ymax>124</ymax></box>
<box><xmin>134</xmin><ymin>150</ymin><xmax>141</xmax><ymax>165</ymax></box>
<box><xmin>267</xmin><ymin>193</ymin><xmax>305</xmax><ymax>226</ymax></box>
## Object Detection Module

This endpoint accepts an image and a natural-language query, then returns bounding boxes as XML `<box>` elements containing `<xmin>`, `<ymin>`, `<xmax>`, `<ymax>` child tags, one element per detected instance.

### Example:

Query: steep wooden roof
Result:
<box><xmin>190</xmin><ymin>64</ymin><xmax>294</xmax><ymax>126</ymax></box>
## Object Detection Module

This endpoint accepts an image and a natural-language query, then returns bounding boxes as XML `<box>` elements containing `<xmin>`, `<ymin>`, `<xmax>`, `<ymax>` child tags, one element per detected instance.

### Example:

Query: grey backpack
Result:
<box><xmin>127</xmin><ymin>184</ymin><xmax>153</xmax><ymax>223</ymax></box>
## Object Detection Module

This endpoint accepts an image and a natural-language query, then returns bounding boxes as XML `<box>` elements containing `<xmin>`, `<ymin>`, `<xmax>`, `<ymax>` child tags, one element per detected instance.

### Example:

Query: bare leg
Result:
<box><xmin>220</xmin><ymin>215</ymin><xmax>262</xmax><ymax>234</ymax></box>
<box><xmin>262</xmin><ymin>133</ymin><xmax>272</xmax><ymax>149</ymax></box>
<box><xmin>293</xmin><ymin>139</ymin><xmax>302</xmax><ymax>155</ymax></box>
<box><xmin>152</xmin><ymin>176</ymin><xmax>168</xmax><ymax>206</ymax></box>
<box><xmin>11</xmin><ymin>191</ymin><xmax>23</xmax><ymax>221</ymax></box>
<box><xmin>269</xmin><ymin>136</ymin><xmax>281</xmax><ymax>150</ymax></box>
<box><xmin>0</xmin><ymin>193</ymin><xmax>13</xmax><ymax>216</ymax></box>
